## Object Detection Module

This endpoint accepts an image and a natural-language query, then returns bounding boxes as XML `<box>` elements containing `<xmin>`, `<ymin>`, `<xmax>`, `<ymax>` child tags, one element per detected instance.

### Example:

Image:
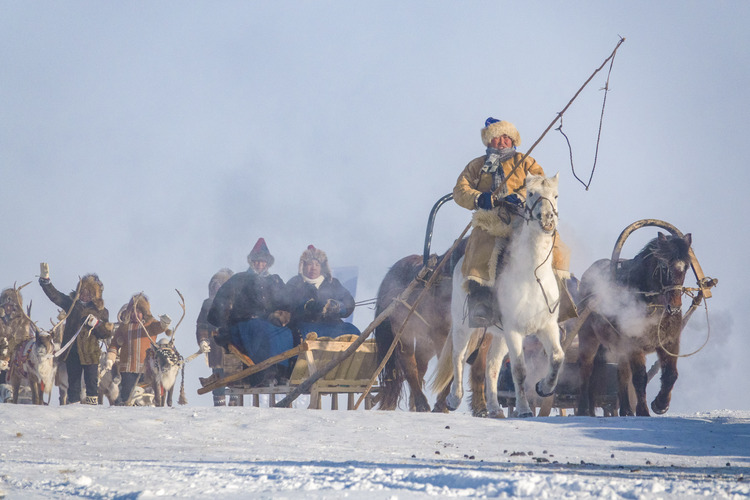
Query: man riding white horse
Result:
<box><xmin>453</xmin><ymin>117</ymin><xmax>576</xmax><ymax>327</ymax></box>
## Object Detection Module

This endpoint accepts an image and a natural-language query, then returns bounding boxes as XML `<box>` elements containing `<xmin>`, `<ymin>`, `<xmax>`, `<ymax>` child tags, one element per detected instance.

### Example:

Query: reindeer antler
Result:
<box><xmin>11</xmin><ymin>281</ymin><xmax>41</xmax><ymax>334</ymax></box>
<box><xmin>169</xmin><ymin>289</ymin><xmax>187</xmax><ymax>341</ymax></box>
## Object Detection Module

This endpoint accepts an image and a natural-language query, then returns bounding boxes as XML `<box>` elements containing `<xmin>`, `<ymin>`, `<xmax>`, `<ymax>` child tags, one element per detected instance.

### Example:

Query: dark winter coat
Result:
<box><xmin>283</xmin><ymin>275</ymin><xmax>355</xmax><ymax>328</ymax></box>
<box><xmin>39</xmin><ymin>278</ymin><xmax>111</xmax><ymax>365</ymax></box>
<box><xmin>207</xmin><ymin>271</ymin><xmax>285</xmax><ymax>329</ymax></box>
<box><xmin>196</xmin><ymin>298</ymin><xmax>224</xmax><ymax>368</ymax></box>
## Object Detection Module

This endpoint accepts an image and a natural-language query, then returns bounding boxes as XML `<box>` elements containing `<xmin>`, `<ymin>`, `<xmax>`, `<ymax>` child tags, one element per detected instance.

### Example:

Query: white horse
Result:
<box><xmin>434</xmin><ymin>173</ymin><xmax>563</xmax><ymax>418</ymax></box>
<box><xmin>495</xmin><ymin>173</ymin><xmax>564</xmax><ymax>417</ymax></box>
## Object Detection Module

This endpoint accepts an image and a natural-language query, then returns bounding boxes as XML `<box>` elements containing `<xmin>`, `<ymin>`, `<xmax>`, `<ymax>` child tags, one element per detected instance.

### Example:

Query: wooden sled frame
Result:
<box><xmin>198</xmin><ymin>333</ymin><xmax>380</xmax><ymax>410</ymax></box>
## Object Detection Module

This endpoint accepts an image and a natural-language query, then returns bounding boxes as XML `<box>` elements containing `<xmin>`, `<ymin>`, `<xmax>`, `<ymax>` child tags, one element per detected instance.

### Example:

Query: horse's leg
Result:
<box><xmin>630</xmin><ymin>352</ymin><xmax>650</xmax><ymax>416</ymax></box>
<box><xmin>469</xmin><ymin>335</ymin><xmax>489</xmax><ymax>417</ymax></box>
<box><xmin>505</xmin><ymin>331</ymin><xmax>533</xmax><ymax>418</ymax></box>
<box><xmin>651</xmin><ymin>346</ymin><xmax>679</xmax><ymax>415</ymax></box>
<box><xmin>576</xmin><ymin>319</ymin><xmax>599</xmax><ymax>417</ymax></box>
<box><xmin>484</xmin><ymin>333</ymin><xmax>507</xmax><ymax>418</ymax></box>
<box><xmin>409</xmin><ymin>343</ymin><xmax>432</xmax><ymax>412</ymax></box>
<box><xmin>616</xmin><ymin>360</ymin><xmax>634</xmax><ymax>416</ymax></box>
<box><xmin>166</xmin><ymin>386</ymin><xmax>174</xmax><ymax>407</ymax></box>
<box><xmin>535</xmin><ymin>322</ymin><xmax>564</xmax><ymax>398</ymax></box>
<box><xmin>446</xmin><ymin>327</ymin><xmax>470</xmax><ymax>411</ymax></box>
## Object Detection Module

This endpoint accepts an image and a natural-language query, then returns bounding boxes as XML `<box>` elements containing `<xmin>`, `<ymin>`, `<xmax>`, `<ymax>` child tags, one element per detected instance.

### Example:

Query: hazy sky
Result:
<box><xmin>2</xmin><ymin>2</ymin><xmax>748</xmax><ymax>411</ymax></box>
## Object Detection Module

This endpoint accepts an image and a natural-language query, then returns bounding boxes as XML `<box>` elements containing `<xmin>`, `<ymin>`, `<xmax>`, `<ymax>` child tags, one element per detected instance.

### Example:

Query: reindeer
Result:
<box><xmin>135</xmin><ymin>290</ymin><xmax>203</xmax><ymax>407</ymax></box>
<box><xmin>6</xmin><ymin>282</ymin><xmax>73</xmax><ymax>405</ymax></box>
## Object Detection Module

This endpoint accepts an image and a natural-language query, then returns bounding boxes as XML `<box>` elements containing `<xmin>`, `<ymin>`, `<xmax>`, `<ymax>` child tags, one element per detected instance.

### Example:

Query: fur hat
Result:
<box><xmin>208</xmin><ymin>268</ymin><xmax>233</xmax><ymax>295</ymax></box>
<box><xmin>119</xmin><ymin>293</ymin><xmax>153</xmax><ymax>323</ymax></box>
<box><xmin>75</xmin><ymin>274</ymin><xmax>104</xmax><ymax>309</ymax></box>
<box><xmin>0</xmin><ymin>288</ymin><xmax>21</xmax><ymax>308</ymax></box>
<box><xmin>481</xmin><ymin>117</ymin><xmax>521</xmax><ymax>147</ymax></box>
<box><xmin>298</xmin><ymin>245</ymin><xmax>332</xmax><ymax>279</ymax></box>
<box><xmin>247</xmin><ymin>238</ymin><xmax>274</xmax><ymax>267</ymax></box>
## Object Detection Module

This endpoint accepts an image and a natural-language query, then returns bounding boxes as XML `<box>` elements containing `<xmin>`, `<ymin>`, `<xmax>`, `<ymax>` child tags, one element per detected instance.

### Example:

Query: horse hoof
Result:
<box><xmin>473</xmin><ymin>408</ymin><xmax>488</xmax><ymax>418</ymax></box>
<box><xmin>488</xmin><ymin>410</ymin><xmax>505</xmax><ymax>419</ymax></box>
<box><xmin>535</xmin><ymin>381</ymin><xmax>555</xmax><ymax>398</ymax></box>
<box><xmin>515</xmin><ymin>410</ymin><xmax>533</xmax><ymax>418</ymax></box>
<box><xmin>651</xmin><ymin>401</ymin><xmax>669</xmax><ymax>415</ymax></box>
<box><xmin>446</xmin><ymin>395</ymin><xmax>461</xmax><ymax>412</ymax></box>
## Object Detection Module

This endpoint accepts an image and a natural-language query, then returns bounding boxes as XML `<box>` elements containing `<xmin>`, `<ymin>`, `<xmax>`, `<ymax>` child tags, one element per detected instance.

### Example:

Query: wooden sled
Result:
<box><xmin>199</xmin><ymin>333</ymin><xmax>380</xmax><ymax>410</ymax></box>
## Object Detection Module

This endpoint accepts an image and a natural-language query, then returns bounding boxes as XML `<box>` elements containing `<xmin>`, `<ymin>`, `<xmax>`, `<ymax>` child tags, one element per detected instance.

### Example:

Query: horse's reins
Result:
<box><xmin>513</xmin><ymin>193</ymin><xmax>561</xmax><ymax>315</ymax></box>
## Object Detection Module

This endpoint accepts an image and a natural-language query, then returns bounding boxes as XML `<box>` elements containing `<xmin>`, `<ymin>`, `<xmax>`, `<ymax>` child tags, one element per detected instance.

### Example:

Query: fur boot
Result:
<box><xmin>85</xmin><ymin>395</ymin><xmax>98</xmax><ymax>405</ymax></box>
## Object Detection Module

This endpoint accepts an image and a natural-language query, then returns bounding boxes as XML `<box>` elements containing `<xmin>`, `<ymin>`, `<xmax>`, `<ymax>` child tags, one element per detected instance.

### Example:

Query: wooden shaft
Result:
<box><xmin>353</xmin><ymin>223</ymin><xmax>472</xmax><ymax>410</ymax></box>
<box><xmin>197</xmin><ymin>343</ymin><xmax>306</xmax><ymax>395</ymax></box>
<box><xmin>228</xmin><ymin>343</ymin><xmax>255</xmax><ymax>367</ymax></box>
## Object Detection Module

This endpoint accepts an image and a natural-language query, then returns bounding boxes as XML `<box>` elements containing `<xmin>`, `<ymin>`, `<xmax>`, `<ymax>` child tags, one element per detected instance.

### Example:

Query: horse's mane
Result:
<box><xmin>619</xmin><ymin>234</ymin><xmax>692</xmax><ymax>290</ymax></box>
<box><xmin>632</xmin><ymin>234</ymin><xmax>691</xmax><ymax>265</ymax></box>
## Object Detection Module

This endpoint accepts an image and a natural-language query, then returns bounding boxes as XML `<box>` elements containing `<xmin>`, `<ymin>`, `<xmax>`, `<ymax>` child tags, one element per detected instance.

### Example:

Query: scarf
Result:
<box><xmin>302</xmin><ymin>274</ymin><xmax>325</xmax><ymax>289</ymax></box>
<box><xmin>481</xmin><ymin>147</ymin><xmax>516</xmax><ymax>193</ymax></box>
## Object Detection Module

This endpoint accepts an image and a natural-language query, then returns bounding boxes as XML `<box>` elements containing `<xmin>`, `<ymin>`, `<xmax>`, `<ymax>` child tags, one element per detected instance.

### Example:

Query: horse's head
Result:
<box><xmin>650</xmin><ymin>232</ymin><xmax>693</xmax><ymax>315</ymax></box>
<box><xmin>524</xmin><ymin>173</ymin><xmax>559</xmax><ymax>233</ymax></box>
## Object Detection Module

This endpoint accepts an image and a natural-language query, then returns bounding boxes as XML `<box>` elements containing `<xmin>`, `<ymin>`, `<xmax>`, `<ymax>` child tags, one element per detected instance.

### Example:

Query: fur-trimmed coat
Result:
<box><xmin>39</xmin><ymin>279</ymin><xmax>111</xmax><ymax>365</ymax></box>
<box><xmin>283</xmin><ymin>275</ymin><xmax>355</xmax><ymax>327</ymax></box>
<box><xmin>109</xmin><ymin>317</ymin><xmax>166</xmax><ymax>373</ymax></box>
<box><xmin>454</xmin><ymin>153</ymin><xmax>569</xmax><ymax>286</ymax></box>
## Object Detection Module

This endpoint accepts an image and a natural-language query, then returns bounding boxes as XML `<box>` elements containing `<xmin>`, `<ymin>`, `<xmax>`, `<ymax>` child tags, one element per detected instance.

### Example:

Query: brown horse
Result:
<box><xmin>375</xmin><ymin>238</ymin><xmax>488</xmax><ymax>413</ymax></box>
<box><xmin>576</xmin><ymin>232</ymin><xmax>693</xmax><ymax>416</ymax></box>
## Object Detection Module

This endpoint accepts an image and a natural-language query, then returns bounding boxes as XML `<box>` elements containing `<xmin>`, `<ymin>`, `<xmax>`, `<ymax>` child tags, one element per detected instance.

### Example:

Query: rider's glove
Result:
<box><xmin>476</xmin><ymin>192</ymin><xmax>495</xmax><ymax>210</ymax></box>
<box><xmin>85</xmin><ymin>314</ymin><xmax>99</xmax><ymax>328</ymax></box>
<box><xmin>503</xmin><ymin>193</ymin><xmax>523</xmax><ymax>207</ymax></box>
<box><xmin>322</xmin><ymin>299</ymin><xmax>343</xmax><ymax>317</ymax></box>
<box><xmin>199</xmin><ymin>339</ymin><xmax>211</xmax><ymax>353</ymax></box>
<box><xmin>304</xmin><ymin>299</ymin><xmax>324</xmax><ymax>315</ymax></box>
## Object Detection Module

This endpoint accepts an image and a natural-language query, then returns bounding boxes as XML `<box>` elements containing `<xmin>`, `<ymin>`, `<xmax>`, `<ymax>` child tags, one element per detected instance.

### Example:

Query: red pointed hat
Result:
<box><xmin>247</xmin><ymin>238</ymin><xmax>274</xmax><ymax>267</ymax></box>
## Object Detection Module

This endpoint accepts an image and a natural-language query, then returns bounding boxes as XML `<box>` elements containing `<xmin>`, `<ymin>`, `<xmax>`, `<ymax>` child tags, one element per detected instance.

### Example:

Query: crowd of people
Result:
<box><xmin>0</xmin><ymin>116</ymin><xmax>578</xmax><ymax>407</ymax></box>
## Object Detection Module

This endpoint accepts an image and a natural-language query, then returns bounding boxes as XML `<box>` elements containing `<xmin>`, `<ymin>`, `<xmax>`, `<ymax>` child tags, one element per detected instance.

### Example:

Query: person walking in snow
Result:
<box><xmin>107</xmin><ymin>293</ymin><xmax>171</xmax><ymax>405</ymax></box>
<box><xmin>195</xmin><ymin>268</ymin><xmax>239</xmax><ymax>406</ymax></box>
<box><xmin>38</xmin><ymin>264</ymin><xmax>112</xmax><ymax>404</ymax></box>
<box><xmin>453</xmin><ymin>117</ymin><xmax>575</xmax><ymax>328</ymax></box>
<box><xmin>0</xmin><ymin>286</ymin><xmax>32</xmax><ymax>385</ymax></box>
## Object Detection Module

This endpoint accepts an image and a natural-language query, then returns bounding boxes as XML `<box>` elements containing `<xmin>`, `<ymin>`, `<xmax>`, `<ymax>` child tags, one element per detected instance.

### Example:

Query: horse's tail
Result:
<box><xmin>430</xmin><ymin>328</ymin><xmax>483</xmax><ymax>393</ymax></box>
<box><xmin>431</xmin><ymin>335</ymin><xmax>454</xmax><ymax>393</ymax></box>
<box><xmin>374</xmin><ymin>312</ymin><xmax>404</xmax><ymax>410</ymax></box>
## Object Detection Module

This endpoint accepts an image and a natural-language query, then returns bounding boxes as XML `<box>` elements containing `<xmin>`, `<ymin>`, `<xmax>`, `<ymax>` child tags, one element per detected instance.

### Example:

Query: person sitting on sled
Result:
<box><xmin>282</xmin><ymin>245</ymin><xmax>360</xmax><ymax>342</ymax></box>
<box><xmin>207</xmin><ymin>239</ymin><xmax>292</xmax><ymax>386</ymax></box>
<box><xmin>453</xmin><ymin>117</ymin><xmax>576</xmax><ymax>328</ymax></box>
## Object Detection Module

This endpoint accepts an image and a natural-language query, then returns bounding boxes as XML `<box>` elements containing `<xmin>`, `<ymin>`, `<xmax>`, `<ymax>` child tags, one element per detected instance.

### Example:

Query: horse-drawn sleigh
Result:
<box><xmin>375</xmin><ymin>178</ymin><xmax>717</xmax><ymax>418</ymax></box>
<box><xmin>199</xmin><ymin>174</ymin><xmax>716</xmax><ymax>418</ymax></box>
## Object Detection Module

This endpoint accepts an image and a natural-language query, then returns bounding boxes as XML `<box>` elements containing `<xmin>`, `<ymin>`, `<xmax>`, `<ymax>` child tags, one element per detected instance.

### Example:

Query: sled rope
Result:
<box><xmin>556</xmin><ymin>36</ymin><xmax>620</xmax><ymax>191</ymax></box>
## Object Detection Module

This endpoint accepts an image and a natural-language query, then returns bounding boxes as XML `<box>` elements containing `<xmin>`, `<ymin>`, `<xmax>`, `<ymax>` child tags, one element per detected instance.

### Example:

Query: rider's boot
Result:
<box><xmin>467</xmin><ymin>281</ymin><xmax>495</xmax><ymax>328</ymax></box>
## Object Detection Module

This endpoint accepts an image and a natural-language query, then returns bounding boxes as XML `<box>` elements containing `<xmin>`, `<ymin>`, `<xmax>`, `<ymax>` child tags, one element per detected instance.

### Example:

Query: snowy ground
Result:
<box><xmin>0</xmin><ymin>403</ymin><xmax>748</xmax><ymax>499</ymax></box>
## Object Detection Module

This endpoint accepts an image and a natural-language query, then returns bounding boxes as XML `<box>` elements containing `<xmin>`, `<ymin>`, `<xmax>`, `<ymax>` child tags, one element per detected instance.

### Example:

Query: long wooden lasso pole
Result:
<box><xmin>501</xmin><ymin>37</ymin><xmax>626</xmax><ymax>194</ymax></box>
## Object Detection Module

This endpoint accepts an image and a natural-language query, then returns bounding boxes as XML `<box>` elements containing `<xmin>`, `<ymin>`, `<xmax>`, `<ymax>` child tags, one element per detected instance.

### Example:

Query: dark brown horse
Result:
<box><xmin>375</xmin><ymin>239</ymin><xmax>488</xmax><ymax>413</ymax></box>
<box><xmin>577</xmin><ymin>232</ymin><xmax>693</xmax><ymax>416</ymax></box>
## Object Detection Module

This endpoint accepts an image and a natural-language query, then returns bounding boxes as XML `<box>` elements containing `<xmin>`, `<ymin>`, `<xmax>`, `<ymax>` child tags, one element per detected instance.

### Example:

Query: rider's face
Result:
<box><xmin>490</xmin><ymin>135</ymin><xmax>513</xmax><ymax>149</ymax></box>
